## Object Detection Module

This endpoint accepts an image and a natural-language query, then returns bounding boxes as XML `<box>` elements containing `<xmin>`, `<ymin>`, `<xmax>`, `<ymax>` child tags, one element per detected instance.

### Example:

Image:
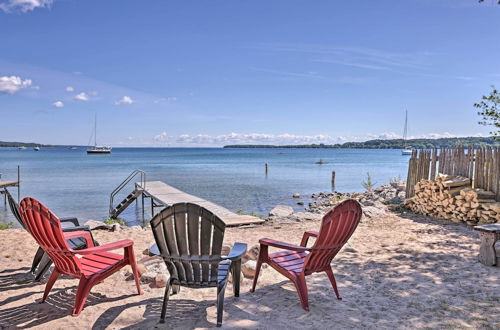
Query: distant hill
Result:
<box><xmin>224</xmin><ymin>136</ymin><xmax>499</xmax><ymax>149</ymax></box>
<box><xmin>0</xmin><ymin>141</ymin><xmax>62</xmax><ymax>148</ymax></box>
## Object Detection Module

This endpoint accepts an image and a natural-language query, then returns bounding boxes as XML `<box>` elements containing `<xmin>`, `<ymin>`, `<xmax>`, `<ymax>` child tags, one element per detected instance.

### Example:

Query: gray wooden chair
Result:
<box><xmin>5</xmin><ymin>189</ymin><xmax>98</xmax><ymax>280</ymax></box>
<box><xmin>150</xmin><ymin>202</ymin><xmax>247</xmax><ymax>327</ymax></box>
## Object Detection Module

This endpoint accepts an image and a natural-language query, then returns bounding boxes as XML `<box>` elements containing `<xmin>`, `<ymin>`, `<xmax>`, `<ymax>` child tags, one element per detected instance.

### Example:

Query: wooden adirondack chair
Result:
<box><xmin>5</xmin><ymin>189</ymin><xmax>98</xmax><ymax>281</ymax></box>
<box><xmin>18</xmin><ymin>197</ymin><xmax>143</xmax><ymax>316</ymax></box>
<box><xmin>251</xmin><ymin>199</ymin><xmax>362</xmax><ymax>311</ymax></box>
<box><xmin>150</xmin><ymin>203</ymin><xmax>247</xmax><ymax>327</ymax></box>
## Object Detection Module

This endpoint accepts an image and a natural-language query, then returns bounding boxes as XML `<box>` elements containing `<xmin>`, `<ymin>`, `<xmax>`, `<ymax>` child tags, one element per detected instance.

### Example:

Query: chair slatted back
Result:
<box><xmin>5</xmin><ymin>189</ymin><xmax>25</xmax><ymax>229</ymax></box>
<box><xmin>150</xmin><ymin>203</ymin><xmax>226</xmax><ymax>287</ymax></box>
<box><xmin>19</xmin><ymin>197</ymin><xmax>82</xmax><ymax>277</ymax></box>
<box><xmin>304</xmin><ymin>199</ymin><xmax>362</xmax><ymax>274</ymax></box>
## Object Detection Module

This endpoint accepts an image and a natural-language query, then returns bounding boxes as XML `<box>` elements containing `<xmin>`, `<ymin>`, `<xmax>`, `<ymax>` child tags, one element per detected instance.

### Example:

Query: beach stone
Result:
<box><xmin>289</xmin><ymin>212</ymin><xmax>323</xmax><ymax>222</ymax></box>
<box><xmin>136</xmin><ymin>263</ymin><xmax>147</xmax><ymax>277</ymax></box>
<box><xmin>243</xmin><ymin>244</ymin><xmax>260</xmax><ymax>263</ymax></box>
<box><xmin>83</xmin><ymin>220</ymin><xmax>111</xmax><ymax>231</ymax></box>
<box><xmin>297</xmin><ymin>201</ymin><xmax>304</xmax><ymax>206</ymax></box>
<box><xmin>269</xmin><ymin>205</ymin><xmax>294</xmax><ymax>218</ymax></box>
<box><xmin>155</xmin><ymin>273</ymin><xmax>169</xmax><ymax>288</ymax></box>
<box><xmin>111</xmin><ymin>223</ymin><xmax>121</xmax><ymax>232</ymax></box>
<box><xmin>242</xmin><ymin>260</ymin><xmax>258</xmax><ymax>278</ymax></box>
<box><xmin>221</xmin><ymin>244</ymin><xmax>231</xmax><ymax>256</ymax></box>
<box><xmin>292</xmin><ymin>193</ymin><xmax>301</xmax><ymax>198</ymax></box>
<box><xmin>140</xmin><ymin>271</ymin><xmax>156</xmax><ymax>283</ymax></box>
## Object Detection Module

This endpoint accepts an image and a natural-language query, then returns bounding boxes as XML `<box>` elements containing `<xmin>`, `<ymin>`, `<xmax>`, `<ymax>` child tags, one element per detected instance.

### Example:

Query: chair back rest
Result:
<box><xmin>150</xmin><ymin>203</ymin><xmax>226</xmax><ymax>287</ymax></box>
<box><xmin>304</xmin><ymin>199</ymin><xmax>362</xmax><ymax>274</ymax></box>
<box><xmin>19</xmin><ymin>197</ymin><xmax>82</xmax><ymax>276</ymax></box>
<box><xmin>5</xmin><ymin>189</ymin><xmax>25</xmax><ymax>229</ymax></box>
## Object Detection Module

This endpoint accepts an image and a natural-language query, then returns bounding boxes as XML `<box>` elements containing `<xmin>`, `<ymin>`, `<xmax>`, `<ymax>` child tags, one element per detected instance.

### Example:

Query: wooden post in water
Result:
<box><xmin>265</xmin><ymin>163</ymin><xmax>268</xmax><ymax>175</ymax></box>
<box><xmin>331</xmin><ymin>171</ymin><xmax>336</xmax><ymax>191</ymax></box>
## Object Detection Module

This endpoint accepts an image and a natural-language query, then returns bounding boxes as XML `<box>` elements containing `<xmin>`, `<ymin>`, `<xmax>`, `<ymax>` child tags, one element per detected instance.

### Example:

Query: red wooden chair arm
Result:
<box><xmin>73</xmin><ymin>239</ymin><xmax>134</xmax><ymax>255</ymax></box>
<box><xmin>300</xmin><ymin>230</ymin><xmax>319</xmax><ymax>247</ymax></box>
<box><xmin>259</xmin><ymin>238</ymin><xmax>311</xmax><ymax>252</ymax></box>
<box><xmin>64</xmin><ymin>230</ymin><xmax>95</xmax><ymax>248</ymax></box>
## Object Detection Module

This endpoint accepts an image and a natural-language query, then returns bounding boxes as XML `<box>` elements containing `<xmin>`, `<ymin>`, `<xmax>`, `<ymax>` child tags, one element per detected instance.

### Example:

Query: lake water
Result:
<box><xmin>0</xmin><ymin>147</ymin><xmax>409</xmax><ymax>227</ymax></box>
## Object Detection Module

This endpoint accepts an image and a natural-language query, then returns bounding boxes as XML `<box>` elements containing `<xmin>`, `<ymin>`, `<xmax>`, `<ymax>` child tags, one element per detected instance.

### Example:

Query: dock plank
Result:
<box><xmin>138</xmin><ymin>181</ymin><xmax>265</xmax><ymax>226</ymax></box>
<box><xmin>0</xmin><ymin>181</ymin><xmax>19</xmax><ymax>188</ymax></box>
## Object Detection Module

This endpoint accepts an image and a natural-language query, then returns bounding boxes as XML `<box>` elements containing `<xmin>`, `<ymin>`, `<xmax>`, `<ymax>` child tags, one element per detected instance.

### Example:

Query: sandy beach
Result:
<box><xmin>1</xmin><ymin>210</ymin><xmax>499</xmax><ymax>329</ymax></box>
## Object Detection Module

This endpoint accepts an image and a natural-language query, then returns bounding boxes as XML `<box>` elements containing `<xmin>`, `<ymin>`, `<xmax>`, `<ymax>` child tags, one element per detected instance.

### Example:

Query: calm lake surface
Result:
<box><xmin>0</xmin><ymin>147</ymin><xmax>409</xmax><ymax>226</ymax></box>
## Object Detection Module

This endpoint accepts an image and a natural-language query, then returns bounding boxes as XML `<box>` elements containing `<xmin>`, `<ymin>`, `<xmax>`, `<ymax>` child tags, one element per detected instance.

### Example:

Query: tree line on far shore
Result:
<box><xmin>224</xmin><ymin>136</ymin><xmax>499</xmax><ymax>149</ymax></box>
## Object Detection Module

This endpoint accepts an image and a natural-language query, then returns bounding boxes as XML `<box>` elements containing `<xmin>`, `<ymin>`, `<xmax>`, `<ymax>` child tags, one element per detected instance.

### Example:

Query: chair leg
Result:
<box><xmin>34</xmin><ymin>254</ymin><xmax>53</xmax><ymax>281</ymax></box>
<box><xmin>126</xmin><ymin>246</ymin><xmax>143</xmax><ymax>295</ymax></box>
<box><xmin>291</xmin><ymin>273</ymin><xmax>309</xmax><ymax>311</ymax></box>
<box><xmin>42</xmin><ymin>268</ymin><xmax>60</xmax><ymax>302</ymax></box>
<box><xmin>160</xmin><ymin>278</ymin><xmax>172</xmax><ymax>323</ymax></box>
<box><xmin>231</xmin><ymin>260</ymin><xmax>241</xmax><ymax>297</ymax></box>
<box><xmin>325</xmin><ymin>267</ymin><xmax>342</xmax><ymax>300</ymax></box>
<box><xmin>31</xmin><ymin>247</ymin><xmax>45</xmax><ymax>273</ymax></box>
<box><xmin>72</xmin><ymin>278</ymin><xmax>93</xmax><ymax>316</ymax></box>
<box><xmin>250</xmin><ymin>257</ymin><xmax>263</xmax><ymax>293</ymax></box>
<box><xmin>216</xmin><ymin>278</ymin><xmax>228</xmax><ymax>327</ymax></box>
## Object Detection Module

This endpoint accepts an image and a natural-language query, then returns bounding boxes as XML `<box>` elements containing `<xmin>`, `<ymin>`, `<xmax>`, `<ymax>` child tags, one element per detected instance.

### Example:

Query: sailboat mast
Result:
<box><xmin>403</xmin><ymin>110</ymin><xmax>408</xmax><ymax>147</ymax></box>
<box><xmin>94</xmin><ymin>114</ymin><xmax>97</xmax><ymax>147</ymax></box>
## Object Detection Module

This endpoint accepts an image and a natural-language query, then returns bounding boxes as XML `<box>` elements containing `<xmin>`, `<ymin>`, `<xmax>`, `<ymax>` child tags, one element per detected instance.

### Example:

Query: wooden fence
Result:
<box><xmin>406</xmin><ymin>146</ymin><xmax>500</xmax><ymax>201</ymax></box>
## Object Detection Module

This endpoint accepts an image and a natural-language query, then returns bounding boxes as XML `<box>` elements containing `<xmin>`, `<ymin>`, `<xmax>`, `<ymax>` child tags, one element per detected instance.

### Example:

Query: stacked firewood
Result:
<box><xmin>404</xmin><ymin>174</ymin><xmax>500</xmax><ymax>225</ymax></box>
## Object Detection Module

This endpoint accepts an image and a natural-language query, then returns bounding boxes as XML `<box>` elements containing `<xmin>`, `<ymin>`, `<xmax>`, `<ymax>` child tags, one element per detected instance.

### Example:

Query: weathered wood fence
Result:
<box><xmin>406</xmin><ymin>147</ymin><xmax>500</xmax><ymax>201</ymax></box>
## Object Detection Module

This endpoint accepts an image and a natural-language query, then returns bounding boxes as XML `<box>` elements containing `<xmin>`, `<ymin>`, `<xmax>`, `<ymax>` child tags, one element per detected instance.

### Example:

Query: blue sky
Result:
<box><xmin>0</xmin><ymin>0</ymin><xmax>499</xmax><ymax>146</ymax></box>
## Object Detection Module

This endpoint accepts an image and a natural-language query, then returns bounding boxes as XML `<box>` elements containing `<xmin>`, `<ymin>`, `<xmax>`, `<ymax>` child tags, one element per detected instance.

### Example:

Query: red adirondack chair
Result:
<box><xmin>251</xmin><ymin>199</ymin><xmax>362</xmax><ymax>311</ymax></box>
<box><xmin>19</xmin><ymin>197</ymin><xmax>143</xmax><ymax>316</ymax></box>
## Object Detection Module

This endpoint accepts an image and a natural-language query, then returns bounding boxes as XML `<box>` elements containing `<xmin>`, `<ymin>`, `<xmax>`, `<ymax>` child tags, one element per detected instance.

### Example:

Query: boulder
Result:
<box><xmin>155</xmin><ymin>273</ymin><xmax>169</xmax><ymax>288</ymax></box>
<box><xmin>241</xmin><ymin>260</ymin><xmax>257</xmax><ymax>278</ymax></box>
<box><xmin>292</xmin><ymin>193</ymin><xmax>301</xmax><ymax>198</ymax></box>
<box><xmin>269</xmin><ymin>205</ymin><xmax>294</xmax><ymax>218</ymax></box>
<box><xmin>242</xmin><ymin>244</ymin><xmax>260</xmax><ymax>263</ymax></box>
<box><xmin>289</xmin><ymin>212</ymin><xmax>323</xmax><ymax>222</ymax></box>
<box><xmin>110</xmin><ymin>223</ymin><xmax>121</xmax><ymax>232</ymax></box>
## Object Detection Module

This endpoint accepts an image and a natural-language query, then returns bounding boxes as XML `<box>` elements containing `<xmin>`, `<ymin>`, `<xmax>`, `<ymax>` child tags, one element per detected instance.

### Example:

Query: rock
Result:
<box><xmin>130</xmin><ymin>225</ymin><xmax>142</xmax><ymax>230</ymax></box>
<box><xmin>136</xmin><ymin>263</ymin><xmax>147</xmax><ymax>277</ymax></box>
<box><xmin>297</xmin><ymin>202</ymin><xmax>304</xmax><ymax>206</ymax></box>
<box><xmin>243</xmin><ymin>244</ymin><xmax>260</xmax><ymax>263</ymax></box>
<box><xmin>221</xmin><ymin>244</ymin><xmax>232</xmax><ymax>256</ymax></box>
<box><xmin>142</xmin><ymin>248</ymin><xmax>150</xmax><ymax>256</ymax></box>
<box><xmin>289</xmin><ymin>212</ymin><xmax>323</xmax><ymax>222</ymax></box>
<box><xmin>111</xmin><ymin>223</ymin><xmax>121</xmax><ymax>232</ymax></box>
<box><xmin>269</xmin><ymin>205</ymin><xmax>294</xmax><ymax>218</ymax></box>
<box><xmin>292</xmin><ymin>193</ymin><xmax>301</xmax><ymax>198</ymax></box>
<box><xmin>362</xmin><ymin>205</ymin><xmax>387</xmax><ymax>218</ymax></box>
<box><xmin>140</xmin><ymin>271</ymin><xmax>156</xmax><ymax>284</ymax></box>
<box><xmin>241</xmin><ymin>260</ymin><xmax>257</xmax><ymax>278</ymax></box>
<box><xmin>155</xmin><ymin>273</ymin><xmax>169</xmax><ymax>288</ymax></box>
<box><xmin>83</xmin><ymin>220</ymin><xmax>111</xmax><ymax>230</ymax></box>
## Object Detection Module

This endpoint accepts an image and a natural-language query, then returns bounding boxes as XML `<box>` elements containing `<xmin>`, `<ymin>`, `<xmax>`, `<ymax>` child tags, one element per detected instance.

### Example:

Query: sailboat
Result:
<box><xmin>401</xmin><ymin>110</ymin><xmax>412</xmax><ymax>155</ymax></box>
<box><xmin>87</xmin><ymin>115</ymin><xmax>112</xmax><ymax>154</ymax></box>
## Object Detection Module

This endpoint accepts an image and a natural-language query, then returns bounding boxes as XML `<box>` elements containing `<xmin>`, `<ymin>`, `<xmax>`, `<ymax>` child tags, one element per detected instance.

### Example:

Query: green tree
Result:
<box><xmin>474</xmin><ymin>87</ymin><xmax>500</xmax><ymax>140</ymax></box>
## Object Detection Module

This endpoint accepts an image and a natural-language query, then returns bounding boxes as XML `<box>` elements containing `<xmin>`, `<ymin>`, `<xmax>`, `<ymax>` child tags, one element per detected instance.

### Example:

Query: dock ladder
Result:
<box><xmin>109</xmin><ymin>170</ymin><xmax>146</xmax><ymax>219</ymax></box>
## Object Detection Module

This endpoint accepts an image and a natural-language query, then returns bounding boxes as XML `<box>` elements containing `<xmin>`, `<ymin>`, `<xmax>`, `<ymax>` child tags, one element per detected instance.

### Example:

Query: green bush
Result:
<box><xmin>0</xmin><ymin>222</ymin><xmax>14</xmax><ymax>230</ymax></box>
<box><xmin>103</xmin><ymin>218</ymin><xmax>126</xmax><ymax>226</ymax></box>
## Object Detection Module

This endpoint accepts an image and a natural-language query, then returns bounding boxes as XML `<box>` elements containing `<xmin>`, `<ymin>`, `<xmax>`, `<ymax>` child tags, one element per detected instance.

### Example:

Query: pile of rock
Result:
<box><xmin>126</xmin><ymin>244</ymin><xmax>264</xmax><ymax>288</ymax></box>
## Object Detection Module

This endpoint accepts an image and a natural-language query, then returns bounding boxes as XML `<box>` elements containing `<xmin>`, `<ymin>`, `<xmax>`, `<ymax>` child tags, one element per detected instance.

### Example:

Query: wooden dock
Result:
<box><xmin>137</xmin><ymin>181</ymin><xmax>265</xmax><ymax>226</ymax></box>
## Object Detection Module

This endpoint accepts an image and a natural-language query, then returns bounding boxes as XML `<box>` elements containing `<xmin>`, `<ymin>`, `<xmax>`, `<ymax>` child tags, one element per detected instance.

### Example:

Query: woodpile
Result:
<box><xmin>404</xmin><ymin>174</ymin><xmax>500</xmax><ymax>225</ymax></box>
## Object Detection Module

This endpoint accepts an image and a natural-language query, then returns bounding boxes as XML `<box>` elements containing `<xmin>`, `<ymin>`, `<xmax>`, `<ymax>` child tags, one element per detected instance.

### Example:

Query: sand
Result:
<box><xmin>1</xmin><ymin>212</ymin><xmax>499</xmax><ymax>329</ymax></box>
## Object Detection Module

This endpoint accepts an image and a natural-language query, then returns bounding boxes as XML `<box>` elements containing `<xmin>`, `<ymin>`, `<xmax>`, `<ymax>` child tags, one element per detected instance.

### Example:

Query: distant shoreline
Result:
<box><xmin>224</xmin><ymin>136</ymin><xmax>499</xmax><ymax>149</ymax></box>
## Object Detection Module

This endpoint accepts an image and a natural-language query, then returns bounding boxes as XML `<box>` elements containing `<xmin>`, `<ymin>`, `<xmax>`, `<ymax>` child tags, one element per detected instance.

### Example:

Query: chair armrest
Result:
<box><xmin>73</xmin><ymin>239</ymin><xmax>134</xmax><ymax>255</ymax></box>
<box><xmin>60</xmin><ymin>217</ymin><xmax>80</xmax><ymax>226</ymax></box>
<box><xmin>64</xmin><ymin>230</ymin><xmax>95</xmax><ymax>248</ymax></box>
<box><xmin>259</xmin><ymin>238</ymin><xmax>311</xmax><ymax>252</ymax></box>
<box><xmin>222</xmin><ymin>242</ymin><xmax>247</xmax><ymax>261</ymax></box>
<box><xmin>300</xmin><ymin>230</ymin><xmax>319</xmax><ymax>247</ymax></box>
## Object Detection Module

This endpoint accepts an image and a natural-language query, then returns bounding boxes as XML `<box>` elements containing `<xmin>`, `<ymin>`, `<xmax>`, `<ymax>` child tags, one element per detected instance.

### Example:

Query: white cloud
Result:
<box><xmin>0</xmin><ymin>76</ymin><xmax>32</xmax><ymax>94</ymax></box>
<box><xmin>52</xmin><ymin>101</ymin><xmax>64</xmax><ymax>108</ymax></box>
<box><xmin>0</xmin><ymin>0</ymin><xmax>53</xmax><ymax>13</ymax></box>
<box><xmin>74</xmin><ymin>92</ymin><xmax>89</xmax><ymax>101</ymax></box>
<box><xmin>368</xmin><ymin>132</ymin><xmax>402</xmax><ymax>140</ymax></box>
<box><xmin>154</xmin><ymin>132</ymin><xmax>168</xmax><ymax>142</ymax></box>
<box><xmin>65</xmin><ymin>86</ymin><xmax>74</xmax><ymax>92</ymax></box>
<box><xmin>115</xmin><ymin>95</ymin><xmax>134</xmax><ymax>105</ymax></box>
